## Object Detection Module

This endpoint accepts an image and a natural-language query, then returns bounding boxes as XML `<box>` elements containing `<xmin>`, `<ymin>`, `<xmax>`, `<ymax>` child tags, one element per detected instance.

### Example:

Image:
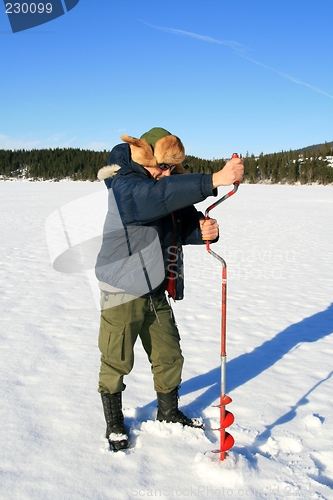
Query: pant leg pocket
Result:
<box><xmin>98</xmin><ymin>316</ymin><xmax>126</xmax><ymax>362</ymax></box>
<box><xmin>154</xmin><ymin>295</ymin><xmax>181</xmax><ymax>337</ymax></box>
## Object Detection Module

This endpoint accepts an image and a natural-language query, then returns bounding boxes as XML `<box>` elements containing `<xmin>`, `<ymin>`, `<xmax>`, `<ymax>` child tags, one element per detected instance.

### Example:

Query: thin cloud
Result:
<box><xmin>141</xmin><ymin>21</ymin><xmax>248</xmax><ymax>53</ymax></box>
<box><xmin>0</xmin><ymin>133</ymin><xmax>40</xmax><ymax>150</ymax></box>
<box><xmin>85</xmin><ymin>141</ymin><xmax>109</xmax><ymax>151</ymax></box>
<box><xmin>0</xmin><ymin>133</ymin><xmax>77</xmax><ymax>150</ymax></box>
<box><xmin>143</xmin><ymin>21</ymin><xmax>333</xmax><ymax>100</ymax></box>
<box><xmin>240</xmin><ymin>55</ymin><xmax>333</xmax><ymax>99</ymax></box>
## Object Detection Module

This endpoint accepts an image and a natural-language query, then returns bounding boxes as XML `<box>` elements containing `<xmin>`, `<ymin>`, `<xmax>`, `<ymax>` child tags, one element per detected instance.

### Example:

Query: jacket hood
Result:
<box><xmin>97</xmin><ymin>143</ymin><xmax>148</xmax><ymax>187</ymax></box>
<box><xmin>97</xmin><ymin>165</ymin><xmax>121</xmax><ymax>181</ymax></box>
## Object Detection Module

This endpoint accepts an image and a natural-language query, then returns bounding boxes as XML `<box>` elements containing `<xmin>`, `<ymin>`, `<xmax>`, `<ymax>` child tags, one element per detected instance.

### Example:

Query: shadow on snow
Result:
<box><xmin>133</xmin><ymin>303</ymin><xmax>333</xmax><ymax>438</ymax></box>
<box><xmin>180</xmin><ymin>303</ymin><xmax>333</xmax><ymax>414</ymax></box>
<box><xmin>130</xmin><ymin>303</ymin><xmax>333</xmax><ymax>480</ymax></box>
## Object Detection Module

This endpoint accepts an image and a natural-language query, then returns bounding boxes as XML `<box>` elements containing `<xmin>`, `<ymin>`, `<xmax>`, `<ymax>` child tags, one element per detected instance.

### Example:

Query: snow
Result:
<box><xmin>1</xmin><ymin>181</ymin><xmax>333</xmax><ymax>500</ymax></box>
<box><xmin>108</xmin><ymin>433</ymin><xmax>128</xmax><ymax>442</ymax></box>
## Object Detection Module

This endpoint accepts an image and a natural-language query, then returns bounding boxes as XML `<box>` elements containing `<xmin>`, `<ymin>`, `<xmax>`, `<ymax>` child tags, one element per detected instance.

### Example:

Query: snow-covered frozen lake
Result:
<box><xmin>1</xmin><ymin>181</ymin><xmax>332</xmax><ymax>499</ymax></box>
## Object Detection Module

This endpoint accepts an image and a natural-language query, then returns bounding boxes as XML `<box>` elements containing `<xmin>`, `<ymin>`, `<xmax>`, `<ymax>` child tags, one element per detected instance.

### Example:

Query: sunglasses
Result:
<box><xmin>158</xmin><ymin>164</ymin><xmax>176</xmax><ymax>172</ymax></box>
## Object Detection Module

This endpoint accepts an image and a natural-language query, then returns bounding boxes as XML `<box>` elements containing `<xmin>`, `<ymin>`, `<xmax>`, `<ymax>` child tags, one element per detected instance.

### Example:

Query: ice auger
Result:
<box><xmin>204</xmin><ymin>153</ymin><xmax>240</xmax><ymax>461</ymax></box>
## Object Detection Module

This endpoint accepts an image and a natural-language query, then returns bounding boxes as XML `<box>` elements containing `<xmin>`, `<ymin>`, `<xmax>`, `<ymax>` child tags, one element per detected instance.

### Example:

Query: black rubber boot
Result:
<box><xmin>156</xmin><ymin>388</ymin><xmax>204</xmax><ymax>429</ymax></box>
<box><xmin>101</xmin><ymin>392</ymin><xmax>129</xmax><ymax>451</ymax></box>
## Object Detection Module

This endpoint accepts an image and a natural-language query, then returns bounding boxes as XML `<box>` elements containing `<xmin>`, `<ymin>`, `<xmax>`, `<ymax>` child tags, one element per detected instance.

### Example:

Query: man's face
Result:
<box><xmin>144</xmin><ymin>165</ymin><xmax>172</xmax><ymax>180</ymax></box>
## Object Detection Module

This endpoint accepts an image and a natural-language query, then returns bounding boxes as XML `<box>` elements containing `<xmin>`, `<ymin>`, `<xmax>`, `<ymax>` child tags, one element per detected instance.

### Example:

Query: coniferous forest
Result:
<box><xmin>0</xmin><ymin>141</ymin><xmax>333</xmax><ymax>184</ymax></box>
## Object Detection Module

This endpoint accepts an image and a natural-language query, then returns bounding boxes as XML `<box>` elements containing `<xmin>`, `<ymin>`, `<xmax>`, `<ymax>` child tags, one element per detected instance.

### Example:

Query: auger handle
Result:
<box><xmin>205</xmin><ymin>153</ymin><xmax>240</xmax><ymax>219</ymax></box>
<box><xmin>204</xmin><ymin>154</ymin><xmax>240</xmax><ymax>247</ymax></box>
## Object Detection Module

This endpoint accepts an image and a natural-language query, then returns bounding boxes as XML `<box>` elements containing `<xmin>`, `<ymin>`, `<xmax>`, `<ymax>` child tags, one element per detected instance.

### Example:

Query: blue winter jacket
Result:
<box><xmin>95</xmin><ymin>143</ymin><xmax>218</xmax><ymax>300</ymax></box>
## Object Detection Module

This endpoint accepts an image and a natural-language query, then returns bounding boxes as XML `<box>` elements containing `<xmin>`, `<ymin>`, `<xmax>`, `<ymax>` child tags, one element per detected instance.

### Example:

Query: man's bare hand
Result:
<box><xmin>199</xmin><ymin>218</ymin><xmax>219</xmax><ymax>241</ymax></box>
<box><xmin>212</xmin><ymin>157</ymin><xmax>244</xmax><ymax>188</ymax></box>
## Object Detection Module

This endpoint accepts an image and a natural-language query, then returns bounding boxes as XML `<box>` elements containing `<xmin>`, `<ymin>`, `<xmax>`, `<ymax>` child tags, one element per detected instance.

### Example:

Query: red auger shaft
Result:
<box><xmin>205</xmin><ymin>153</ymin><xmax>239</xmax><ymax>460</ymax></box>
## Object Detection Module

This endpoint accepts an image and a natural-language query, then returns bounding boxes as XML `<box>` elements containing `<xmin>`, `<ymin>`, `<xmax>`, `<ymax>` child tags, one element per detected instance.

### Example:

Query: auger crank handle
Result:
<box><xmin>204</xmin><ymin>153</ymin><xmax>241</xmax><ymax>242</ymax></box>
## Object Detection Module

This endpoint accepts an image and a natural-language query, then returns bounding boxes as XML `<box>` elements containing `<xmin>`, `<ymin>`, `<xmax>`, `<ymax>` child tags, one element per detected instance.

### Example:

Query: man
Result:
<box><xmin>95</xmin><ymin>127</ymin><xmax>244</xmax><ymax>451</ymax></box>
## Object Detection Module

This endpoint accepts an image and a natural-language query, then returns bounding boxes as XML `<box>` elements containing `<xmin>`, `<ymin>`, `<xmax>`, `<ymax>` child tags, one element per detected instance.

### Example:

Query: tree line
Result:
<box><xmin>0</xmin><ymin>142</ymin><xmax>332</xmax><ymax>184</ymax></box>
<box><xmin>0</xmin><ymin>148</ymin><xmax>109</xmax><ymax>181</ymax></box>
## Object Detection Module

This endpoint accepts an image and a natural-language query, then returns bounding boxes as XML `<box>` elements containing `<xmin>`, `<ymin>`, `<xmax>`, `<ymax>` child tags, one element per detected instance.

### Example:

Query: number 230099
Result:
<box><xmin>5</xmin><ymin>3</ymin><xmax>53</xmax><ymax>14</ymax></box>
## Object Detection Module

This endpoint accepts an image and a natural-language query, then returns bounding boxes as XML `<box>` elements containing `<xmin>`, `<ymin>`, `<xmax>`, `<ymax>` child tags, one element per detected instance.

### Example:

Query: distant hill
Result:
<box><xmin>294</xmin><ymin>140</ymin><xmax>333</xmax><ymax>155</ymax></box>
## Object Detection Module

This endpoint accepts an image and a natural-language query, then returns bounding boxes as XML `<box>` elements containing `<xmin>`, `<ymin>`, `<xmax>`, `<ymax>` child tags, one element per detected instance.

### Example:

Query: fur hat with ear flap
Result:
<box><xmin>121</xmin><ymin>127</ymin><xmax>187</xmax><ymax>174</ymax></box>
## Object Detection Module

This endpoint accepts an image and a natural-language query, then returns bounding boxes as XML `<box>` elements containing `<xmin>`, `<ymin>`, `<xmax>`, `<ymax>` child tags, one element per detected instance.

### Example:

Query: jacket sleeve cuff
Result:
<box><xmin>202</xmin><ymin>174</ymin><xmax>218</xmax><ymax>197</ymax></box>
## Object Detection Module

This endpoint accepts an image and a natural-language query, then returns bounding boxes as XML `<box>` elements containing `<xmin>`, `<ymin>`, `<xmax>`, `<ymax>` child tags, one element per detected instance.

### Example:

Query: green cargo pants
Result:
<box><xmin>98</xmin><ymin>292</ymin><xmax>184</xmax><ymax>394</ymax></box>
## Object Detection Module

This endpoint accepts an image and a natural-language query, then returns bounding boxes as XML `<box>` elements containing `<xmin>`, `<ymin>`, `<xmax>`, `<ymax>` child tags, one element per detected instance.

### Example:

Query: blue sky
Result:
<box><xmin>1</xmin><ymin>0</ymin><xmax>332</xmax><ymax>159</ymax></box>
